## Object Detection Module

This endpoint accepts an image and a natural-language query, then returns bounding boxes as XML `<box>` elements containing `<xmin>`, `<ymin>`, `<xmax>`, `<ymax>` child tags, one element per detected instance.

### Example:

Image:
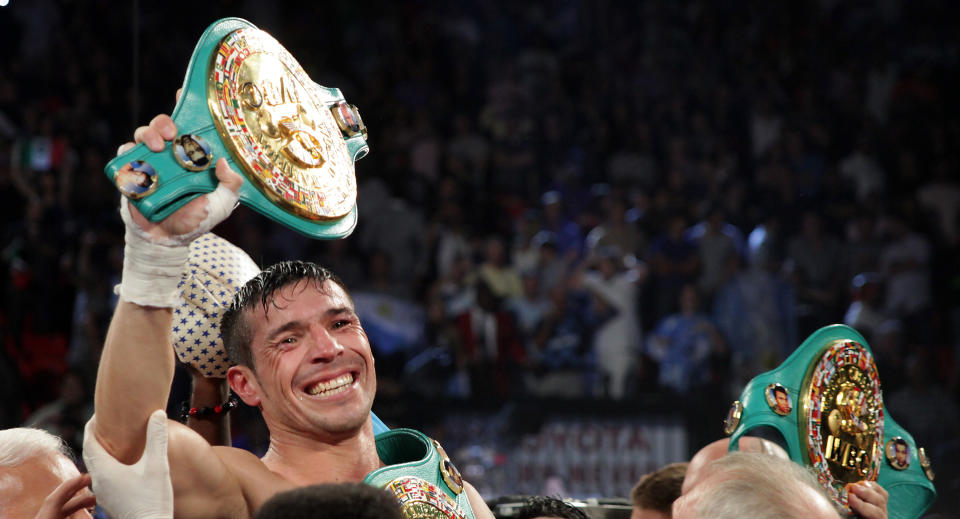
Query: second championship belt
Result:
<box><xmin>723</xmin><ymin>324</ymin><xmax>936</xmax><ymax>518</ymax></box>
<box><xmin>106</xmin><ymin>18</ymin><xmax>368</xmax><ymax>239</ymax></box>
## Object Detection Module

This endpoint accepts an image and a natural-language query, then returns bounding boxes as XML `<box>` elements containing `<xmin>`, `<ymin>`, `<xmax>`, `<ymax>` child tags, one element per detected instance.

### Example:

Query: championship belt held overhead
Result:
<box><xmin>106</xmin><ymin>18</ymin><xmax>368</xmax><ymax>239</ymax></box>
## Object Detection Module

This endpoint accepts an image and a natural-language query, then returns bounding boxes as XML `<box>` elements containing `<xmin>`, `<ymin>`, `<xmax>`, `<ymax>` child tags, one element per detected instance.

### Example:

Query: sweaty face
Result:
<box><xmin>0</xmin><ymin>454</ymin><xmax>93</xmax><ymax>519</ymax></box>
<box><xmin>232</xmin><ymin>280</ymin><xmax>376</xmax><ymax>440</ymax></box>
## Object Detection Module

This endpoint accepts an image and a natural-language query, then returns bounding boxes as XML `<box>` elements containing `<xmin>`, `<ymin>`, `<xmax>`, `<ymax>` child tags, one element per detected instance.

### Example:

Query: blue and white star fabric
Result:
<box><xmin>171</xmin><ymin>233</ymin><xmax>260</xmax><ymax>378</ymax></box>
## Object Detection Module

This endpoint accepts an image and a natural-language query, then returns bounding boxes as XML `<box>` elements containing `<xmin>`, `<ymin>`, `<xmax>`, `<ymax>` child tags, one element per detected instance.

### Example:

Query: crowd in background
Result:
<box><xmin>0</xmin><ymin>0</ymin><xmax>957</xmax><ymax>506</ymax></box>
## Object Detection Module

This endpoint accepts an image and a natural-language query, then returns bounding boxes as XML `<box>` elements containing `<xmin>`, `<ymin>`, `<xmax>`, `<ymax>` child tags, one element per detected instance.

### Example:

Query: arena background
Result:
<box><xmin>0</xmin><ymin>0</ymin><xmax>957</xmax><ymax>516</ymax></box>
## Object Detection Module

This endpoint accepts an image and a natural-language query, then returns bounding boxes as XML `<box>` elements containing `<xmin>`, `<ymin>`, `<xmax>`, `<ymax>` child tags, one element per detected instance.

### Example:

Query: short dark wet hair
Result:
<box><xmin>221</xmin><ymin>261</ymin><xmax>347</xmax><ymax>370</ymax></box>
<box><xmin>515</xmin><ymin>496</ymin><xmax>589</xmax><ymax>519</ymax></box>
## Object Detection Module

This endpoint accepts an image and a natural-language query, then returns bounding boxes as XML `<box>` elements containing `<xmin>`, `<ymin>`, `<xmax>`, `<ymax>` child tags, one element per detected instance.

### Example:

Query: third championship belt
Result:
<box><xmin>105</xmin><ymin>18</ymin><xmax>367</xmax><ymax>239</ymax></box>
<box><xmin>724</xmin><ymin>325</ymin><xmax>936</xmax><ymax>519</ymax></box>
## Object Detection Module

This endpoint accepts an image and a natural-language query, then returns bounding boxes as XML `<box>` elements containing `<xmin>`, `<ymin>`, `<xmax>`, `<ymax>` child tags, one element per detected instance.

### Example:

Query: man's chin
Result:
<box><xmin>310</xmin><ymin>408</ymin><xmax>372</xmax><ymax>437</ymax></box>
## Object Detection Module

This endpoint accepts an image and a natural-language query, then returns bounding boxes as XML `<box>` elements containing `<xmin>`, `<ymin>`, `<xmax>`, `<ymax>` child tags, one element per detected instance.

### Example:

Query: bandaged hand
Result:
<box><xmin>115</xmin><ymin>114</ymin><xmax>243</xmax><ymax>307</ymax></box>
<box><xmin>83</xmin><ymin>410</ymin><xmax>173</xmax><ymax>519</ymax></box>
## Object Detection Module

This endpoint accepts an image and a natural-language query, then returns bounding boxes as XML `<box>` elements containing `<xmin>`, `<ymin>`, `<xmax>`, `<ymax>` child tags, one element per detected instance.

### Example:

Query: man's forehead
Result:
<box><xmin>0</xmin><ymin>454</ymin><xmax>80</xmax><ymax>512</ymax></box>
<box><xmin>249</xmin><ymin>279</ymin><xmax>353</xmax><ymax>321</ymax></box>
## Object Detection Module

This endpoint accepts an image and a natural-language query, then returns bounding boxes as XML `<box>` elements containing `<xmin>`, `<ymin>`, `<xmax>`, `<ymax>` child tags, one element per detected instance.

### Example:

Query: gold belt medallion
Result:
<box><xmin>208</xmin><ymin>28</ymin><xmax>356</xmax><ymax>220</ymax></box>
<box><xmin>385</xmin><ymin>476</ymin><xmax>468</xmax><ymax>519</ymax></box>
<box><xmin>800</xmin><ymin>340</ymin><xmax>884</xmax><ymax>507</ymax></box>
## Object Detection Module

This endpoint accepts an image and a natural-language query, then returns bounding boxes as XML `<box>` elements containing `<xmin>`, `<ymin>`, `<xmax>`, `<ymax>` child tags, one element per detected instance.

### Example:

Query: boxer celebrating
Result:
<box><xmin>85</xmin><ymin>113</ymin><xmax>492</xmax><ymax>519</ymax></box>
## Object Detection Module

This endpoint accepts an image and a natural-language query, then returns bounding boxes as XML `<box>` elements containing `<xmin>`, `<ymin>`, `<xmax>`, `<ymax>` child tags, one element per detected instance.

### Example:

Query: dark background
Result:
<box><xmin>0</xmin><ymin>0</ymin><xmax>957</xmax><ymax>515</ymax></box>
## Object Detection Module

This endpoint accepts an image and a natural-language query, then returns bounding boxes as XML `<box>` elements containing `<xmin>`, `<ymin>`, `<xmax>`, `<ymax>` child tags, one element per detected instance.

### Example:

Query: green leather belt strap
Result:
<box><xmin>104</xmin><ymin>18</ymin><xmax>368</xmax><ymax>239</ymax></box>
<box><xmin>725</xmin><ymin>324</ymin><xmax>935</xmax><ymax>519</ymax></box>
<box><xmin>365</xmin><ymin>428</ymin><xmax>475</xmax><ymax>519</ymax></box>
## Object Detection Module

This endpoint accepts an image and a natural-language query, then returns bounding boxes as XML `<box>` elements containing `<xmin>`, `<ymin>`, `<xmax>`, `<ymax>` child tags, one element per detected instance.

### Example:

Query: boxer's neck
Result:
<box><xmin>260</xmin><ymin>423</ymin><xmax>383</xmax><ymax>485</ymax></box>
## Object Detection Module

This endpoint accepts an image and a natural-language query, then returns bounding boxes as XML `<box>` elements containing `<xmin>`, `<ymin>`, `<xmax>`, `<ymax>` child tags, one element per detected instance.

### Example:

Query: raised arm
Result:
<box><xmin>92</xmin><ymin>113</ymin><xmax>242</xmax><ymax>461</ymax></box>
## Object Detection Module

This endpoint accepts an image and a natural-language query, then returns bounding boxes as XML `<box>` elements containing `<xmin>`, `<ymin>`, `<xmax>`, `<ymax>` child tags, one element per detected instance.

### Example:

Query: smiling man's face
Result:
<box><xmin>229</xmin><ymin>280</ymin><xmax>376</xmax><ymax>441</ymax></box>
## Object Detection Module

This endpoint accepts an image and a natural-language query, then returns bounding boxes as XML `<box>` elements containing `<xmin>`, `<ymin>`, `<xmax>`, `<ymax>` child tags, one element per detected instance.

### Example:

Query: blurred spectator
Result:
<box><xmin>749</xmin><ymin>98</ymin><xmax>782</xmax><ymax>160</ymax></box>
<box><xmin>476</xmin><ymin>235</ymin><xmax>524</xmax><ymax>300</ymax></box>
<box><xmin>685</xmin><ymin>203</ymin><xmax>743</xmax><ymax>304</ymax></box>
<box><xmin>577</xmin><ymin>249</ymin><xmax>647</xmax><ymax>399</ymax></box>
<box><xmin>585</xmin><ymin>192</ymin><xmax>647</xmax><ymax>260</ymax></box>
<box><xmin>649</xmin><ymin>214</ymin><xmax>699</xmax><ymax>321</ymax></box>
<box><xmin>507</xmin><ymin>271</ymin><xmax>551</xmax><ymax>358</ymax></box>
<box><xmin>843</xmin><ymin>273</ymin><xmax>900</xmax><ymax>347</ymax></box>
<box><xmin>357</xmin><ymin>249</ymin><xmax>412</xmax><ymax>300</ymax></box>
<box><xmin>432</xmin><ymin>201</ymin><xmax>474</xmax><ymax>280</ymax></box>
<box><xmin>527</xmin><ymin>231</ymin><xmax>570</xmax><ymax>293</ymax></box>
<box><xmin>538</xmin><ymin>191</ymin><xmax>583</xmax><ymax>260</ymax></box>
<box><xmin>887</xmin><ymin>352</ymin><xmax>960</xmax><ymax>452</ymax></box>
<box><xmin>839</xmin><ymin>138</ymin><xmax>886</xmax><ymax>203</ymax></box>
<box><xmin>446</xmin><ymin>113</ymin><xmax>490</xmax><ymax>189</ymax></box>
<box><xmin>406</xmin><ymin>293</ymin><xmax>465</xmax><ymax>398</ymax></box>
<box><xmin>915</xmin><ymin>165</ymin><xmax>960</xmax><ymax>246</ymax></box>
<box><xmin>529</xmin><ymin>283</ymin><xmax>604</xmax><ymax>399</ymax></box>
<box><xmin>785</xmin><ymin>211</ymin><xmax>843</xmax><ymax>336</ymax></box>
<box><xmin>646</xmin><ymin>285</ymin><xmax>726</xmax><ymax>395</ymax></box>
<box><xmin>356</xmin><ymin>179</ymin><xmax>426</xmax><ymax>291</ymax></box>
<box><xmin>23</xmin><ymin>370</ymin><xmax>93</xmax><ymax>458</ymax></box>
<box><xmin>840</xmin><ymin>212</ymin><xmax>884</xmax><ymax>283</ymax></box>
<box><xmin>453</xmin><ymin>280</ymin><xmax>526</xmax><ymax>399</ymax></box>
<box><xmin>879</xmin><ymin>213</ymin><xmax>932</xmax><ymax>323</ymax></box>
<box><xmin>435</xmin><ymin>254</ymin><xmax>476</xmax><ymax>318</ymax></box>
<box><xmin>713</xmin><ymin>247</ymin><xmax>796</xmax><ymax>390</ymax></box>
<box><xmin>843</xmin><ymin>274</ymin><xmax>903</xmax><ymax>389</ymax></box>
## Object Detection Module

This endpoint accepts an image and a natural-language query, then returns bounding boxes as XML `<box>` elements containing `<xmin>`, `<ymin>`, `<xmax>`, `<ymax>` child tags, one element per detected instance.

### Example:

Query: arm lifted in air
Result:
<box><xmin>89</xmin><ymin>113</ymin><xmax>263</xmax><ymax>519</ymax></box>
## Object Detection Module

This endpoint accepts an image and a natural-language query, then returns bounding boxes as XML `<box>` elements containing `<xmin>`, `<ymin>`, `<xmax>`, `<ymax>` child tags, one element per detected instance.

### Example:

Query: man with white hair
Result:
<box><xmin>0</xmin><ymin>428</ymin><xmax>95</xmax><ymax>519</ymax></box>
<box><xmin>672</xmin><ymin>451</ymin><xmax>841</xmax><ymax>519</ymax></box>
<box><xmin>677</xmin><ymin>438</ymin><xmax>888</xmax><ymax>519</ymax></box>
<box><xmin>673</xmin><ymin>450</ymin><xmax>890</xmax><ymax>519</ymax></box>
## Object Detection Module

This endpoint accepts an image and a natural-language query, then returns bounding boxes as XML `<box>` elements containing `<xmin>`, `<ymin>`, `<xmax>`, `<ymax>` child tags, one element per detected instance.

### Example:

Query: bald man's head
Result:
<box><xmin>673</xmin><ymin>452</ymin><xmax>840</xmax><ymax>519</ymax></box>
<box><xmin>682</xmin><ymin>437</ymin><xmax>788</xmax><ymax>494</ymax></box>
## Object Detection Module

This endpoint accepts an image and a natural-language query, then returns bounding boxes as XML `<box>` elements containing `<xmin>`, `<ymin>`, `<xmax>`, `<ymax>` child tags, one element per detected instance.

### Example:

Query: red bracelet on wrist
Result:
<box><xmin>180</xmin><ymin>395</ymin><xmax>238</xmax><ymax>421</ymax></box>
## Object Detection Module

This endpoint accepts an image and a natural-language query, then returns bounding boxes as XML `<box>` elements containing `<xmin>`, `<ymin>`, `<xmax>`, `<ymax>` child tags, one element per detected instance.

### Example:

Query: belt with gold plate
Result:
<box><xmin>724</xmin><ymin>324</ymin><xmax>936</xmax><ymax>519</ymax></box>
<box><xmin>105</xmin><ymin>18</ymin><xmax>367</xmax><ymax>239</ymax></box>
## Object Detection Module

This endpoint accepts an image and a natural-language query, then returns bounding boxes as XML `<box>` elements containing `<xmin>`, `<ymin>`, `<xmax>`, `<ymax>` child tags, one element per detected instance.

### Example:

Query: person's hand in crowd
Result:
<box><xmin>33</xmin><ymin>473</ymin><xmax>96</xmax><ymax>519</ymax></box>
<box><xmin>846</xmin><ymin>480</ymin><xmax>888</xmax><ymax>519</ymax></box>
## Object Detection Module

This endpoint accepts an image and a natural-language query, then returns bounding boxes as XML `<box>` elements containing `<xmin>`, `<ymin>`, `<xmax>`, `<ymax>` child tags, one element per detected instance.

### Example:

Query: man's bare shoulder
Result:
<box><xmin>166</xmin><ymin>421</ymin><xmax>293</xmax><ymax>518</ymax></box>
<box><xmin>212</xmin><ymin>446</ymin><xmax>297</xmax><ymax>512</ymax></box>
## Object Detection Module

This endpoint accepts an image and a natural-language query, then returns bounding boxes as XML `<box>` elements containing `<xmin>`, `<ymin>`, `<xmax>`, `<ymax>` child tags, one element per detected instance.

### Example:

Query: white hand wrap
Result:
<box><xmin>115</xmin><ymin>185</ymin><xmax>239</xmax><ymax>307</ymax></box>
<box><xmin>83</xmin><ymin>410</ymin><xmax>174</xmax><ymax>519</ymax></box>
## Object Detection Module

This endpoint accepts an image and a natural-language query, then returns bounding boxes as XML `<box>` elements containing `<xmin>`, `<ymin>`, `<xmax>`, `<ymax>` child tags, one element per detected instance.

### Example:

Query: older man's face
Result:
<box><xmin>0</xmin><ymin>454</ymin><xmax>94</xmax><ymax>519</ymax></box>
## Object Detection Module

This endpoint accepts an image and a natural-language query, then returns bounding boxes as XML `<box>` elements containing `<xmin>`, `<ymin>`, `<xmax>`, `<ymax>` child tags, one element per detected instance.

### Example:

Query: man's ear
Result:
<box><xmin>227</xmin><ymin>365</ymin><xmax>262</xmax><ymax>407</ymax></box>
